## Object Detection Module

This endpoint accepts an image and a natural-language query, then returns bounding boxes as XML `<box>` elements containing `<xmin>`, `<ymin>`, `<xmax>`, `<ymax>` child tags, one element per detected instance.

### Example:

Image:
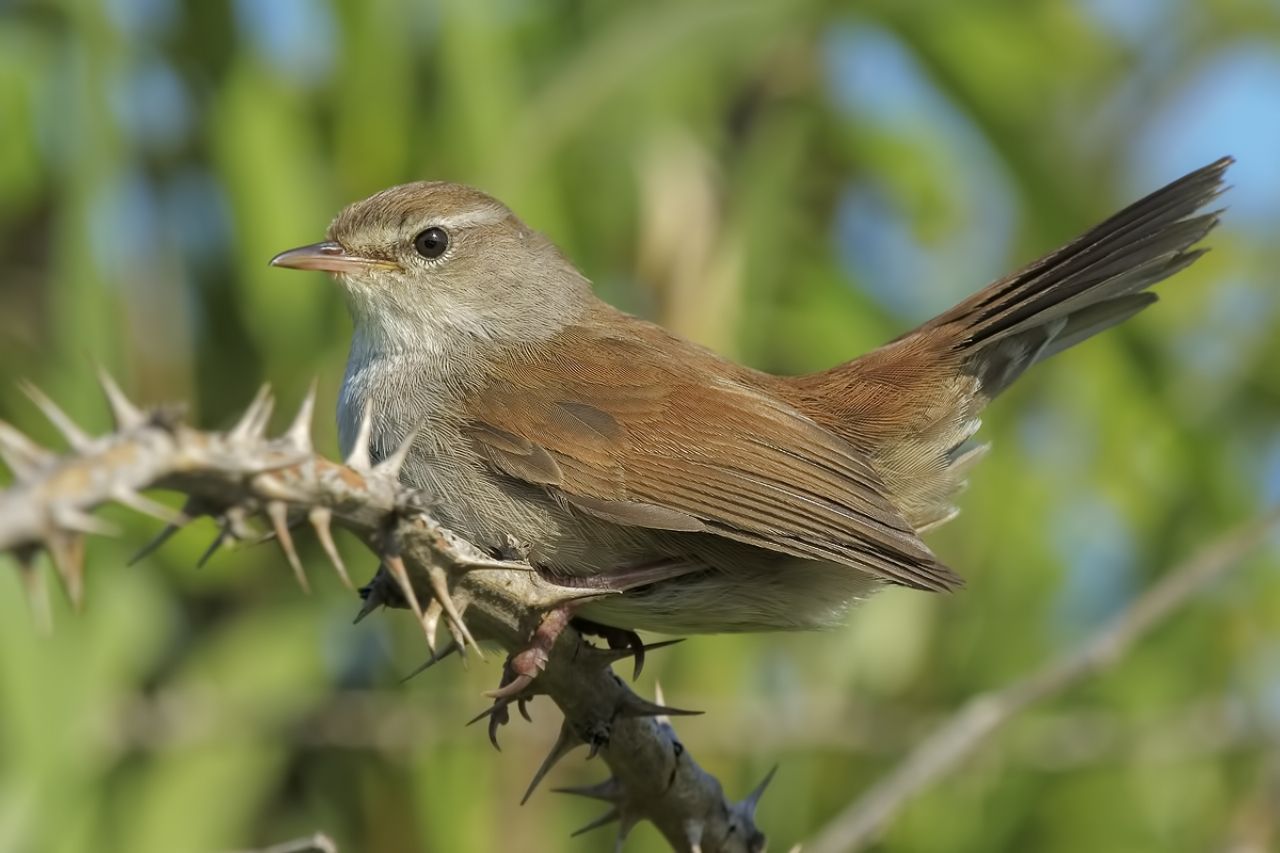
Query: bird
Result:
<box><xmin>271</xmin><ymin>156</ymin><xmax>1229</xmax><ymax>690</ymax></box>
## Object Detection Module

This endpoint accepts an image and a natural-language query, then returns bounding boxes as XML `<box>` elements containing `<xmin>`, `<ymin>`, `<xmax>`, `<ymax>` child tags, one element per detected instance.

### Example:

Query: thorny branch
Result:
<box><xmin>0</xmin><ymin>375</ymin><xmax>771</xmax><ymax>853</ymax></box>
<box><xmin>806</xmin><ymin>508</ymin><xmax>1280</xmax><ymax>853</ymax></box>
<box><xmin>5</xmin><ymin>375</ymin><xmax>1270</xmax><ymax>853</ymax></box>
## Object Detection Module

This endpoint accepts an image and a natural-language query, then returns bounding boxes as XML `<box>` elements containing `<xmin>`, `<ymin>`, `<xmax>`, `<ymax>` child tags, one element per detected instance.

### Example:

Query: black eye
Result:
<box><xmin>413</xmin><ymin>226</ymin><xmax>449</xmax><ymax>259</ymax></box>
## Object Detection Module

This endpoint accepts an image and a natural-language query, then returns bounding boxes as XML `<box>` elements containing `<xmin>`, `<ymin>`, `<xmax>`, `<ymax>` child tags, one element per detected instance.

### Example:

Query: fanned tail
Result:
<box><xmin>934</xmin><ymin>156</ymin><xmax>1230</xmax><ymax>397</ymax></box>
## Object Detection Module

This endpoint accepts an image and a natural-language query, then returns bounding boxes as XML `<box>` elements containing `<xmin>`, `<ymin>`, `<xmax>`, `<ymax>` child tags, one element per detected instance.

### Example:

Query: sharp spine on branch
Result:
<box><xmin>521</xmin><ymin>718</ymin><xmax>584</xmax><ymax>805</ymax></box>
<box><xmin>267</xmin><ymin>500</ymin><xmax>309</xmax><ymax>593</ymax></box>
<box><xmin>382</xmin><ymin>553</ymin><xmax>425</xmax><ymax>623</ymax></box>
<box><xmin>113</xmin><ymin>487</ymin><xmax>185</xmax><ymax>525</ymax></box>
<box><xmin>0</xmin><ymin>421</ymin><xmax>52</xmax><ymax>478</ymax></box>
<box><xmin>401</xmin><ymin>640</ymin><xmax>460</xmax><ymax>682</ymax></box>
<box><xmin>230</xmin><ymin>384</ymin><xmax>274</xmax><ymax>443</ymax></box>
<box><xmin>426</xmin><ymin>563</ymin><xmax>480</xmax><ymax>656</ymax></box>
<box><xmin>372</xmin><ymin>422</ymin><xmax>420</xmax><ymax>481</ymax></box>
<box><xmin>345</xmin><ymin>399</ymin><xmax>374</xmax><ymax>471</ymax></box>
<box><xmin>307</xmin><ymin>507</ymin><xmax>351</xmax><ymax>589</ymax></box>
<box><xmin>45</xmin><ymin>531</ymin><xmax>86</xmax><ymax>611</ymax></box>
<box><xmin>617</xmin><ymin>691</ymin><xmax>703</xmax><ymax>720</ymax></box>
<box><xmin>421</xmin><ymin>598</ymin><xmax>443</xmax><ymax>653</ymax></box>
<box><xmin>553</xmin><ymin>776</ymin><xmax>624</xmax><ymax>803</ymax></box>
<box><xmin>96</xmin><ymin>368</ymin><xmax>145</xmax><ymax>429</ymax></box>
<box><xmin>741</xmin><ymin>765</ymin><xmax>778</xmax><ymax>818</ymax></box>
<box><xmin>285</xmin><ymin>380</ymin><xmax>317</xmax><ymax>451</ymax></box>
<box><xmin>20</xmin><ymin>382</ymin><xmax>93</xmax><ymax>451</ymax></box>
<box><xmin>54</xmin><ymin>506</ymin><xmax>119</xmax><ymax>537</ymax></box>
<box><xmin>128</xmin><ymin>497</ymin><xmax>204</xmax><ymax>566</ymax></box>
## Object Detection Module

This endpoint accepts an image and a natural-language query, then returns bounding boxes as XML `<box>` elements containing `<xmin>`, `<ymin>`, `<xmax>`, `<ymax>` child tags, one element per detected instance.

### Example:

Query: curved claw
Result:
<box><xmin>488</xmin><ymin>704</ymin><xmax>510</xmax><ymax>751</ymax></box>
<box><xmin>485</xmin><ymin>672</ymin><xmax>534</xmax><ymax>701</ymax></box>
<box><xmin>467</xmin><ymin>695</ymin><xmax>517</xmax><ymax>751</ymax></box>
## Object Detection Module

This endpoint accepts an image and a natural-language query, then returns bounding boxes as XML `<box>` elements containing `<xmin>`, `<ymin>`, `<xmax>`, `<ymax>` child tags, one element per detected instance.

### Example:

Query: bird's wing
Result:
<box><xmin>463</xmin><ymin>322</ymin><xmax>960</xmax><ymax>591</ymax></box>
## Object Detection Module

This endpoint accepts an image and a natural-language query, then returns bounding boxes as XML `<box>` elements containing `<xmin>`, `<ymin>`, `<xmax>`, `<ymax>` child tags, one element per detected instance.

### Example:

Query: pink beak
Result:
<box><xmin>269</xmin><ymin>241</ymin><xmax>399</xmax><ymax>274</ymax></box>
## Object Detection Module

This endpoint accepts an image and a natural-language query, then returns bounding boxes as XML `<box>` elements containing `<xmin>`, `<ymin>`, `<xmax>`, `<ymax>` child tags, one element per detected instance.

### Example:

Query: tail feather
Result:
<box><xmin>947</xmin><ymin>157</ymin><xmax>1230</xmax><ymax>396</ymax></box>
<box><xmin>786</xmin><ymin>156</ymin><xmax>1232</xmax><ymax>537</ymax></box>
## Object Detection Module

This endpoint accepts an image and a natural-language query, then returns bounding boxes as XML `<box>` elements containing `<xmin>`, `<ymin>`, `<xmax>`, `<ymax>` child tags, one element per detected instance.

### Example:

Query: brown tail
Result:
<box><xmin>922</xmin><ymin>156</ymin><xmax>1230</xmax><ymax>398</ymax></box>
<box><xmin>783</xmin><ymin>157</ymin><xmax>1230</xmax><ymax>533</ymax></box>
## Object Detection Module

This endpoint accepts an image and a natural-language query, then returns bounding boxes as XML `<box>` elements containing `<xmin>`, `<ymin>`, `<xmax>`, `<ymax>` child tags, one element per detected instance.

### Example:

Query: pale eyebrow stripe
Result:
<box><xmin>434</xmin><ymin>206</ymin><xmax>508</xmax><ymax>229</ymax></box>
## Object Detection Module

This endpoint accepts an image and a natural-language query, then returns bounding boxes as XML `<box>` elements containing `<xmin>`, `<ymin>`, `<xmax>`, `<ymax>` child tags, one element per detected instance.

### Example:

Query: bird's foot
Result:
<box><xmin>485</xmin><ymin>604</ymin><xmax>574</xmax><ymax>700</ymax></box>
<box><xmin>572</xmin><ymin>618</ymin><xmax>649</xmax><ymax>680</ymax></box>
<box><xmin>470</xmin><ymin>656</ymin><xmax>538</xmax><ymax>750</ymax></box>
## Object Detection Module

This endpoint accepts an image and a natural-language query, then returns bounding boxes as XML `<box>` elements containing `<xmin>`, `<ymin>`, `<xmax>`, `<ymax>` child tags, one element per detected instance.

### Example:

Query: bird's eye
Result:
<box><xmin>413</xmin><ymin>226</ymin><xmax>449</xmax><ymax>259</ymax></box>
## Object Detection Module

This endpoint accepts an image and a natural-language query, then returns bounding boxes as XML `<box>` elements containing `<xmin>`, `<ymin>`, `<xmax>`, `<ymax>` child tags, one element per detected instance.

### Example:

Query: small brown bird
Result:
<box><xmin>272</xmin><ymin>158</ymin><xmax>1228</xmax><ymax>687</ymax></box>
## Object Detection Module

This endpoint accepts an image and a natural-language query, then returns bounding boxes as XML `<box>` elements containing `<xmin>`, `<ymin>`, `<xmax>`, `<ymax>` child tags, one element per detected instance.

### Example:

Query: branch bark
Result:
<box><xmin>806</xmin><ymin>508</ymin><xmax>1280</xmax><ymax>853</ymax></box>
<box><xmin>0</xmin><ymin>377</ymin><xmax>771</xmax><ymax>853</ymax></box>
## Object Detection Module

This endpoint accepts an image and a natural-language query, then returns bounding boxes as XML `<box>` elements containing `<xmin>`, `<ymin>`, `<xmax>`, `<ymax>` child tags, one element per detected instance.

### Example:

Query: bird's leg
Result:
<box><xmin>486</xmin><ymin>604</ymin><xmax>574</xmax><ymax>701</ymax></box>
<box><xmin>480</xmin><ymin>558</ymin><xmax>697</xmax><ymax>713</ymax></box>
<box><xmin>474</xmin><ymin>605</ymin><xmax>575</xmax><ymax>751</ymax></box>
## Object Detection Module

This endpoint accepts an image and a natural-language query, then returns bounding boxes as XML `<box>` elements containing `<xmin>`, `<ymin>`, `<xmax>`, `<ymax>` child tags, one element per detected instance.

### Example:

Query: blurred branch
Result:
<box><xmin>0</xmin><ymin>377</ymin><xmax>771</xmax><ymax>853</ymax></box>
<box><xmin>807</xmin><ymin>509</ymin><xmax>1280</xmax><ymax>853</ymax></box>
<box><xmin>108</xmin><ymin>687</ymin><xmax>1276</xmax><ymax>774</ymax></box>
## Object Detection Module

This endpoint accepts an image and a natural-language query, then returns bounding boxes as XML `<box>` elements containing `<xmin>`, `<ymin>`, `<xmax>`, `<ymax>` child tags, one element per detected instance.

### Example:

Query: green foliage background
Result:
<box><xmin>1</xmin><ymin>1</ymin><xmax>1278</xmax><ymax>851</ymax></box>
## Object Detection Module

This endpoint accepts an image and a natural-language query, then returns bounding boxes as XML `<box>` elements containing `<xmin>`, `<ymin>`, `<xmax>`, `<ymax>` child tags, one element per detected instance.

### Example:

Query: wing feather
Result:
<box><xmin>465</xmin><ymin>321</ymin><xmax>961</xmax><ymax>591</ymax></box>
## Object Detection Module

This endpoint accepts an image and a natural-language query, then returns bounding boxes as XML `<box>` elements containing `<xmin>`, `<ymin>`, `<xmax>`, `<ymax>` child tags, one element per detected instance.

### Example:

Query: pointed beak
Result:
<box><xmin>269</xmin><ymin>241</ymin><xmax>400</xmax><ymax>274</ymax></box>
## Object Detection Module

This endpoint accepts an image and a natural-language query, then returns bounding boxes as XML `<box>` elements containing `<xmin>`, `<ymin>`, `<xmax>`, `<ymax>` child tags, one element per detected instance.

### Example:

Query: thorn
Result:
<box><xmin>196</xmin><ymin>528</ymin><xmax>229</xmax><ymax>569</ymax></box>
<box><xmin>285</xmin><ymin>379</ymin><xmax>317</xmax><ymax>451</ymax></box>
<box><xmin>422</xmin><ymin>598</ymin><xmax>442</xmax><ymax>653</ymax></box>
<box><xmin>345</xmin><ymin>399</ymin><xmax>374</xmax><ymax>471</ymax></box>
<box><xmin>0</xmin><ymin>421</ymin><xmax>52</xmax><ymax>478</ymax></box>
<box><xmin>382</xmin><ymin>553</ymin><xmax>424</xmax><ymax>622</ymax></box>
<box><xmin>46</xmin><ymin>532</ymin><xmax>86</xmax><ymax>610</ymax></box>
<box><xmin>522</xmin><ymin>719</ymin><xmax>585</xmax><ymax>805</ymax></box>
<box><xmin>127</xmin><ymin>497</ymin><xmax>202</xmax><ymax>565</ymax></box>
<box><xmin>229</xmin><ymin>384</ymin><xmax>274</xmax><ymax>442</ymax></box>
<box><xmin>653</xmin><ymin>681</ymin><xmax>670</xmax><ymax>726</ymax></box>
<box><xmin>426</xmin><ymin>564</ymin><xmax>481</xmax><ymax>656</ymax></box>
<box><xmin>570</xmin><ymin>807</ymin><xmax>620</xmax><ymax>838</ymax></box>
<box><xmin>267</xmin><ymin>501</ymin><xmax>309</xmax><ymax>593</ymax></box>
<box><xmin>95</xmin><ymin>367</ymin><xmax>145</xmax><ymax>429</ymax></box>
<box><xmin>635</xmin><ymin>637</ymin><xmax>684</xmax><ymax>679</ymax></box>
<box><xmin>353</xmin><ymin>578</ymin><xmax>388</xmax><ymax>624</ymax></box>
<box><xmin>129</xmin><ymin>524</ymin><xmax>183</xmax><ymax>565</ymax></box>
<box><xmin>20</xmin><ymin>382</ymin><xmax>92</xmax><ymax>451</ymax></box>
<box><xmin>466</xmin><ymin>698</ymin><xmax>513</xmax><ymax>729</ymax></box>
<box><xmin>53</xmin><ymin>506</ymin><xmax>119</xmax><ymax>537</ymax></box>
<box><xmin>617</xmin><ymin>692</ymin><xmax>703</xmax><ymax>720</ymax></box>
<box><xmin>743</xmin><ymin>765</ymin><xmax>778</xmax><ymax>817</ymax></box>
<box><xmin>553</xmin><ymin>776</ymin><xmax>624</xmax><ymax>803</ymax></box>
<box><xmin>373</xmin><ymin>422</ymin><xmax>421</xmax><ymax>480</ymax></box>
<box><xmin>455</xmin><ymin>555</ymin><xmax>535</xmax><ymax>573</ymax></box>
<box><xmin>307</xmin><ymin>507</ymin><xmax>351</xmax><ymax>589</ymax></box>
<box><xmin>112</xmin><ymin>488</ymin><xmax>185</xmax><ymax>525</ymax></box>
<box><xmin>14</xmin><ymin>547</ymin><xmax>51</xmax><ymax>634</ymax></box>
<box><xmin>545</xmin><ymin>585</ymin><xmax>622</xmax><ymax>607</ymax></box>
<box><xmin>400</xmin><ymin>640</ymin><xmax>459</xmax><ymax>682</ymax></box>
<box><xmin>588</xmin><ymin>638</ymin><xmax>684</xmax><ymax>680</ymax></box>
